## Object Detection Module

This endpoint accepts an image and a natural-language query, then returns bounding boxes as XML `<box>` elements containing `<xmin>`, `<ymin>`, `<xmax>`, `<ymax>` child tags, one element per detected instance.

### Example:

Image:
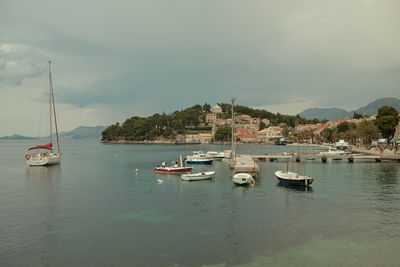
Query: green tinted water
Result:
<box><xmin>1</xmin><ymin>141</ymin><xmax>400</xmax><ymax>266</ymax></box>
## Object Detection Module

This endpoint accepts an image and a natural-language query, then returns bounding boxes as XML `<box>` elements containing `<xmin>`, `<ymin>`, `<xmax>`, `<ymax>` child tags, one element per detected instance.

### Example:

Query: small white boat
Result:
<box><xmin>232</xmin><ymin>173</ymin><xmax>254</xmax><ymax>185</ymax></box>
<box><xmin>181</xmin><ymin>171</ymin><xmax>215</xmax><ymax>181</ymax></box>
<box><xmin>335</xmin><ymin>139</ymin><xmax>349</xmax><ymax>150</ymax></box>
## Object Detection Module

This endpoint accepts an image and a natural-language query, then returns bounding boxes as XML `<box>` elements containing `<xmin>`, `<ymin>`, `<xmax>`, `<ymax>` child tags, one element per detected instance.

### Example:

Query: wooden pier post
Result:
<box><xmin>348</xmin><ymin>156</ymin><xmax>354</xmax><ymax>163</ymax></box>
<box><xmin>375</xmin><ymin>158</ymin><xmax>381</xmax><ymax>163</ymax></box>
<box><xmin>296</xmin><ymin>155</ymin><xmax>300</xmax><ymax>162</ymax></box>
<box><xmin>322</xmin><ymin>156</ymin><xmax>327</xmax><ymax>163</ymax></box>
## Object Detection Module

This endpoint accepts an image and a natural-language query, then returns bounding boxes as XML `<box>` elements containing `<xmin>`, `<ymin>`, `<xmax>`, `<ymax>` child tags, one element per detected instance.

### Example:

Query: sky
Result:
<box><xmin>1</xmin><ymin>0</ymin><xmax>399</xmax><ymax>136</ymax></box>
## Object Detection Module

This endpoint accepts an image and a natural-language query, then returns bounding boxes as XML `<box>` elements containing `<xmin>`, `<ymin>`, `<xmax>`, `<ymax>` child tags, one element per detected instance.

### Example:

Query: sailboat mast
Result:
<box><xmin>49</xmin><ymin>61</ymin><xmax>53</xmax><ymax>151</ymax></box>
<box><xmin>49</xmin><ymin>61</ymin><xmax>61</xmax><ymax>154</ymax></box>
<box><xmin>231</xmin><ymin>97</ymin><xmax>236</xmax><ymax>166</ymax></box>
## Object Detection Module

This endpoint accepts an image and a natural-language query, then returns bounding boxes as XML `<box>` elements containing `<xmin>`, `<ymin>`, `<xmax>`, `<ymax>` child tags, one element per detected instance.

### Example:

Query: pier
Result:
<box><xmin>233</xmin><ymin>154</ymin><xmax>260</xmax><ymax>177</ymax></box>
<box><xmin>251</xmin><ymin>152</ymin><xmax>400</xmax><ymax>163</ymax></box>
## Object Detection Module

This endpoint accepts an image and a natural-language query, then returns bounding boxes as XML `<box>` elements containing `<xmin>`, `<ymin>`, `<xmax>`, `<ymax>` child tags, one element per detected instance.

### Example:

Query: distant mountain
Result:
<box><xmin>1</xmin><ymin>126</ymin><xmax>106</xmax><ymax>141</ymax></box>
<box><xmin>351</xmin><ymin>97</ymin><xmax>400</xmax><ymax>116</ymax></box>
<box><xmin>0</xmin><ymin>134</ymin><xmax>38</xmax><ymax>140</ymax></box>
<box><xmin>59</xmin><ymin>126</ymin><xmax>106</xmax><ymax>140</ymax></box>
<box><xmin>299</xmin><ymin>97</ymin><xmax>400</xmax><ymax>121</ymax></box>
<box><xmin>299</xmin><ymin>108</ymin><xmax>350</xmax><ymax>121</ymax></box>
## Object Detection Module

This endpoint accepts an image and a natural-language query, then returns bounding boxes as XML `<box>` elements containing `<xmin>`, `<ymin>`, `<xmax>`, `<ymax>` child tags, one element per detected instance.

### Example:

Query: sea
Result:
<box><xmin>1</xmin><ymin>140</ymin><xmax>400</xmax><ymax>266</ymax></box>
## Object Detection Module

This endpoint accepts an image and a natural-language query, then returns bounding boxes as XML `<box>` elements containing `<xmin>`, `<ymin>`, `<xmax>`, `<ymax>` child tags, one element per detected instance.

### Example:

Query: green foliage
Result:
<box><xmin>259</xmin><ymin>121</ymin><xmax>266</xmax><ymax>131</ymax></box>
<box><xmin>353</xmin><ymin>112</ymin><xmax>363</xmax><ymax>119</ymax></box>
<box><xmin>337</xmin><ymin>121</ymin><xmax>350</xmax><ymax>133</ymax></box>
<box><xmin>357</xmin><ymin>120</ymin><xmax>380</xmax><ymax>145</ymax></box>
<box><xmin>376</xmin><ymin>106</ymin><xmax>399</xmax><ymax>139</ymax></box>
<box><xmin>281</xmin><ymin>126</ymin><xmax>290</xmax><ymax>137</ymax></box>
<box><xmin>202</xmin><ymin>103</ymin><xmax>211</xmax><ymax>113</ymax></box>
<box><xmin>320</xmin><ymin>127</ymin><xmax>335</xmax><ymax>143</ymax></box>
<box><xmin>214</xmin><ymin>126</ymin><xmax>232</xmax><ymax>141</ymax></box>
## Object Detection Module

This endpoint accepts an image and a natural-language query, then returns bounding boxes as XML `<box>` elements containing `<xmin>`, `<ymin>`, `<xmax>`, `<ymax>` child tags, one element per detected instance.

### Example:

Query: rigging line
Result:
<box><xmin>49</xmin><ymin>61</ymin><xmax>61</xmax><ymax>154</ymax></box>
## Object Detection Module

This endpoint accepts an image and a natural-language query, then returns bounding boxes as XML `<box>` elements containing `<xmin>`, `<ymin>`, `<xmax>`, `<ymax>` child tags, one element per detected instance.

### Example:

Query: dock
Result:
<box><xmin>232</xmin><ymin>154</ymin><xmax>260</xmax><ymax>177</ymax></box>
<box><xmin>251</xmin><ymin>152</ymin><xmax>400</xmax><ymax>163</ymax></box>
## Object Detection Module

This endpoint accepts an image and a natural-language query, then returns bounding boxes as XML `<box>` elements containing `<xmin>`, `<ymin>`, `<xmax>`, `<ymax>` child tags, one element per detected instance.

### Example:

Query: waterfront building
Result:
<box><xmin>257</xmin><ymin>127</ymin><xmax>283</xmax><ymax>143</ymax></box>
<box><xmin>199</xmin><ymin>133</ymin><xmax>213</xmax><ymax>144</ymax></box>
<box><xmin>212</xmin><ymin>104</ymin><xmax>223</xmax><ymax>114</ymax></box>
<box><xmin>240</xmin><ymin>134</ymin><xmax>258</xmax><ymax>143</ymax></box>
<box><xmin>185</xmin><ymin>134</ymin><xmax>201</xmax><ymax>143</ymax></box>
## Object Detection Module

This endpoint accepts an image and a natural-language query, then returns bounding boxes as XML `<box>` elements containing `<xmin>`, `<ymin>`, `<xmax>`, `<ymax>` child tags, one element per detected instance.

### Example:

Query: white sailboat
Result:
<box><xmin>25</xmin><ymin>61</ymin><xmax>61</xmax><ymax>166</ymax></box>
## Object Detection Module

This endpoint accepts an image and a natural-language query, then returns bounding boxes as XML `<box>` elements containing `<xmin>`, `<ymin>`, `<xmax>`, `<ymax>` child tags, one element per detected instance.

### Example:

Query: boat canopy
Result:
<box><xmin>28</xmin><ymin>142</ymin><xmax>53</xmax><ymax>151</ymax></box>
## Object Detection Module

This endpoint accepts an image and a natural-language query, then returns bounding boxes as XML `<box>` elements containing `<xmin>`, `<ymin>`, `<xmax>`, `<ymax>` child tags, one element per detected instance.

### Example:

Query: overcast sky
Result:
<box><xmin>1</xmin><ymin>0</ymin><xmax>399</xmax><ymax>136</ymax></box>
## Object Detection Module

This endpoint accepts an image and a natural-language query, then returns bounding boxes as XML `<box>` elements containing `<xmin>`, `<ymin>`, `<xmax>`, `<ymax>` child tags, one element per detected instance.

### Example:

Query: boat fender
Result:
<box><xmin>25</xmin><ymin>154</ymin><xmax>30</xmax><ymax>160</ymax></box>
<box><xmin>250</xmin><ymin>178</ymin><xmax>256</xmax><ymax>187</ymax></box>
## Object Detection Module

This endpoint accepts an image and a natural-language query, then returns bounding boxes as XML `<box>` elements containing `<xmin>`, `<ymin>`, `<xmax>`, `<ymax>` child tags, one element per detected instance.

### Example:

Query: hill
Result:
<box><xmin>0</xmin><ymin>134</ymin><xmax>38</xmax><ymax>140</ymax></box>
<box><xmin>60</xmin><ymin>126</ymin><xmax>106</xmax><ymax>140</ymax></box>
<box><xmin>1</xmin><ymin>126</ymin><xmax>106</xmax><ymax>141</ymax></box>
<box><xmin>299</xmin><ymin>108</ymin><xmax>350</xmax><ymax>121</ymax></box>
<box><xmin>351</xmin><ymin>97</ymin><xmax>400</xmax><ymax>117</ymax></box>
<box><xmin>300</xmin><ymin>97</ymin><xmax>400</xmax><ymax>121</ymax></box>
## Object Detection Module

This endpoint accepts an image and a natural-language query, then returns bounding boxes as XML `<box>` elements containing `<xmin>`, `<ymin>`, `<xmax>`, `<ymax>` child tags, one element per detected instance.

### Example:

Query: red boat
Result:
<box><xmin>153</xmin><ymin>166</ymin><xmax>192</xmax><ymax>173</ymax></box>
<box><xmin>153</xmin><ymin>156</ymin><xmax>192</xmax><ymax>173</ymax></box>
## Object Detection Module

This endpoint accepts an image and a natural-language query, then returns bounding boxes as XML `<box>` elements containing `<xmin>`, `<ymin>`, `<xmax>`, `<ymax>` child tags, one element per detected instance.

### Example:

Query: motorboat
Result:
<box><xmin>181</xmin><ymin>171</ymin><xmax>215</xmax><ymax>181</ymax></box>
<box><xmin>186</xmin><ymin>151</ymin><xmax>213</xmax><ymax>164</ymax></box>
<box><xmin>319</xmin><ymin>147</ymin><xmax>347</xmax><ymax>159</ymax></box>
<box><xmin>25</xmin><ymin>62</ymin><xmax>61</xmax><ymax>166</ymax></box>
<box><xmin>186</xmin><ymin>158</ymin><xmax>213</xmax><ymax>164</ymax></box>
<box><xmin>335</xmin><ymin>139</ymin><xmax>349</xmax><ymax>150</ymax></box>
<box><xmin>153</xmin><ymin>155</ymin><xmax>192</xmax><ymax>173</ymax></box>
<box><xmin>232</xmin><ymin>173</ymin><xmax>254</xmax><ymax>185</ymax></box>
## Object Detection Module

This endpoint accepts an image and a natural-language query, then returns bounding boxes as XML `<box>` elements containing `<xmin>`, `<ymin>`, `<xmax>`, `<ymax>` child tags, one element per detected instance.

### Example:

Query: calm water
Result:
<box><xmin>1</xmin><ymin>141</ymin><xmax>400</xmax><ymax>266</ymax></box>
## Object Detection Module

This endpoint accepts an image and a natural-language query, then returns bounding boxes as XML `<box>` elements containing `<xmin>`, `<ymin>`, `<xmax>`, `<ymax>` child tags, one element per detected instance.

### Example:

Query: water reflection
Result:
<box><xmin>276</xmin><ymin>182</ymin><xmax>314</xmax><ymax>193</ymax></box>
<box><xmin>24</xmin><ymin>165</ymin><xmax>61</xmax><ymax>265</ymax></box>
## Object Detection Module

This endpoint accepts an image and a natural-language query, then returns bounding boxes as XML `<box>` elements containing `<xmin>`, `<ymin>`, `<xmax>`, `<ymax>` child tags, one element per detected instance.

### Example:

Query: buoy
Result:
<box><xmin>135</xmin><ymin>169</ymin><xmax>138</xmax><ymax>173</ymax></box>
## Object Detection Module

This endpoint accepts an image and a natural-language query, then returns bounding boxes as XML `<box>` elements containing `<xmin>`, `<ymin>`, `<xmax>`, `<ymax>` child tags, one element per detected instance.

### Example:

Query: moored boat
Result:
<box><xmin>25</xmin><ymin>61</ymin><xmax>61</xmax><ymax>166</ymax></box>
<box><xmin>275</xmin><ymin>170</ymin><xmax>314</xmax><ymax>186</ymax></box>
<box><xmin>181</xmin><ymin>171</ymin><xmax>215</xmax><ymax>181</ymax></box>
<box><xmin>153</xmin><ymin>166</ymin><xmax>192</xmax><ymax>173</ymax></box>
<box><xmin>186</xmin><ymin>158</ymin><xmax>213</xmax><ymax>164</ymax></box>
<box><xmin>153</xmin><ymin>155</ymin><xmax>192</xmax><ymax>173</ymax></box>
<box><xmin>232</xmin><ymin>173</ymin><xmax>254</xmax><ymax>185</ymax></box>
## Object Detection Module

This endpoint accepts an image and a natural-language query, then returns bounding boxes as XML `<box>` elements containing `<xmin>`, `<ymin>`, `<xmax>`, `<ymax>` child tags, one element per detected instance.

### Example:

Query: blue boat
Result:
<box><xmin>186</xmin><ymin>158</ymin><xmax>213</xmax><ymax>164</ymax></box>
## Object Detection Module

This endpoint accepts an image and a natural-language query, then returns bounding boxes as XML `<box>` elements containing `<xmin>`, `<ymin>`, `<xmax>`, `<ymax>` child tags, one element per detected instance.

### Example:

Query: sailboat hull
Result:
<box><xmin>26</xmin><ymin>153</ymin><xmax>61</xmax><ymax>166</ymax></box>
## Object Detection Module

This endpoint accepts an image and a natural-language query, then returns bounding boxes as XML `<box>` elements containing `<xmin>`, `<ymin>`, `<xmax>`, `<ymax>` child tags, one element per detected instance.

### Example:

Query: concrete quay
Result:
<box><xmin>232</xmin><ymin>154</ymin><xmax>260</xmax><ymax>177</ymax></box>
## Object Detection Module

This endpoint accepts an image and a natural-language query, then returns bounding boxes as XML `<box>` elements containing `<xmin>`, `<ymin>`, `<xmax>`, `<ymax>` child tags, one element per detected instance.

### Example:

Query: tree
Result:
<box><xmin>353</xmin><ymin>112</ymin><xmax>363</xmax><ymax>119</ymax></box>
<box><xmin>202</xmin><ymin>103</ymin><xmax>211</xmax><ymax>113</ymax></box>
<box><xmin>259</xmin><ymin>121</ymin><xmax>266</xmax><ymax>131</ymax></box>
<box><xmin>376</xmin><ymin>106</ymin><xmax>399</xmax><ymax>140</ymax></box>
<box><xmin>282</xmin><ymin>126</ymin><xmax>290</xmax><ymax>138</ymax></box>
<box><xmin>337</xmin><ymin>122</ymin><xmax>350</xmax><ymax>133</ymax></box>
<box><xmin>214</xmin><ymin>126</ymin><xmax>232</xmax><ymax>141</ymax></box>
<box><xmin>320</xmin><ymin>128</ymin><xmax>334</xmax><ymax>143</ymax></box>
<box><xmin>357</xmin><ymin>121</ymin><xmax>380</xmax><ymax>146</ymax></box>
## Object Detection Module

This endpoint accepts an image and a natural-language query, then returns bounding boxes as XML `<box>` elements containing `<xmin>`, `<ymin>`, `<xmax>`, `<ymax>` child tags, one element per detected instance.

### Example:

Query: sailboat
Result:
<box><xmin>25</xmin><ymin>61</ymin><xmax>61</xmax><ymax>166</ymax></box>
<box><xmin>275</xmin><ymin>159</ymin><xmax>314</xmax><ymax>186</ymax></box>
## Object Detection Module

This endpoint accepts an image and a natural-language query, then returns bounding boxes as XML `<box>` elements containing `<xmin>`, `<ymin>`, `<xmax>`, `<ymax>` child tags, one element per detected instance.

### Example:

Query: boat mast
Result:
<box><xmin>231</xmin><ymin>97</ymin><xmax>236</xmax><ymax>166</ymax></box>
<box><xmin>49</xmin><ymin>61</ymin><xmax>53</xmax><ymax>151</ymax></box>
<box><xmin>49</xmin><ymin>61</ymin><xmax>61</xmax><ymax>154</ymax></box>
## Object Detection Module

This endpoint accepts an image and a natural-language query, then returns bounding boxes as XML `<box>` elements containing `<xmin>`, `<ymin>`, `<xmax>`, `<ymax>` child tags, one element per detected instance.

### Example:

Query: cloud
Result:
<box><xmin>0</xmin><ymin>0</ymin><xmax>399</xmax><ymax>135</ymax></box>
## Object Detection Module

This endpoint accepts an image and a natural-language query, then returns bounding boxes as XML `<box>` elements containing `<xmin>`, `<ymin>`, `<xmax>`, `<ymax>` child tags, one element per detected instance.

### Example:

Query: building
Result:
<box><xmin>235</xmin><ymin>114</ymin><xmax>251</xmax><ymax>124</ymax></box>
<box><xmin>257</xmin><ymin>127</ymin><xmax>283</xmax><ymax>143</ymax></box>
<box><xmin>240</xmin><ymin>134</ymin><xmax>258</xmax><ymax>143</ymax></box>
<box><xmin>261</xmin><ymin>118</ymin><xmax>270</xmax><ymax>127</ymax></box>
<box><xmin>206</xmin><ymin>113</ymin><xmax>217</xmax><ymax>123</ymax></box>
<box><xmin>212</xmin><ymin>104</ymin><xmax>223</xmax><ymax>114</ymax></box>
<box><xmin>199</xmin><ymin>133</ymin><xmax>213</xmax><ymax>144</ymax></box>
<box><xmin>185</xmin><ymin>134</ymin><xmax>200</xmax><ymax>144</ymax></box>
